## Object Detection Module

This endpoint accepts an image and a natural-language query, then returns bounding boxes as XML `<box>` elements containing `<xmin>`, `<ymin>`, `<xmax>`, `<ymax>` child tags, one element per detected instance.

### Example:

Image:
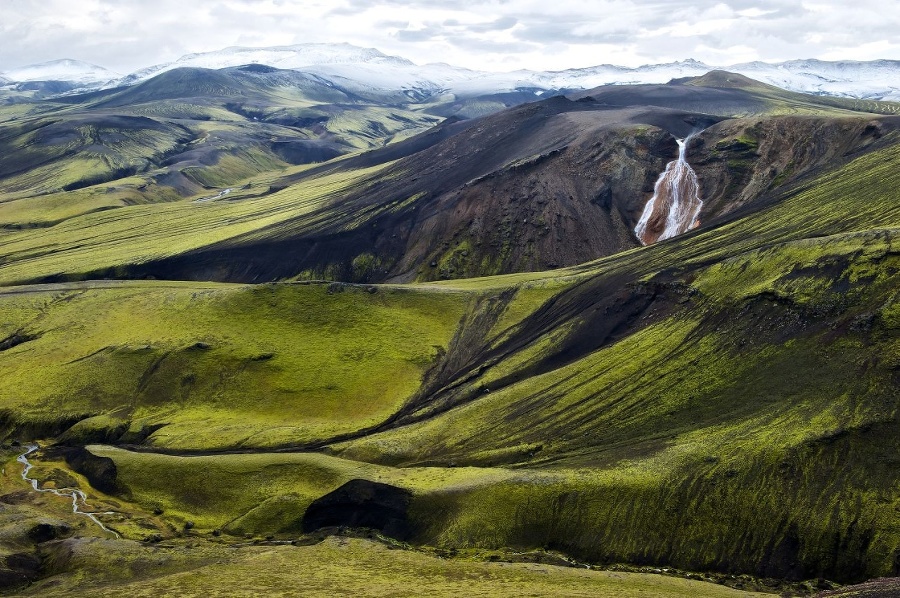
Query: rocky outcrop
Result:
<box><xmin>691</xmin><ymin>116</ymin><xmax>899</xmax><ymax>223</ymax></box>
<box><xmin>301</xmin><ymin>479</ymin><xmax>413</xmax><ymax>540</ymax></box>
<box><xmin>0</xmin><ymin>552</ymin><xmax>41</xmax><ymax>592</ymax></box>
<box><xmin>58</xmin><ymin>447</ymin><xmax>121</xmax><ymax>495</ymax></box>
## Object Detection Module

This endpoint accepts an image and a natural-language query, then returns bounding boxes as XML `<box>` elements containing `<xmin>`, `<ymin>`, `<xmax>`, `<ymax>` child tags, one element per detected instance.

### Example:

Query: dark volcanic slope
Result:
<box><xmin>130</xmin><ymin>96</ymin><xmax>721</xmax><ymax>283</ymax></box>
<box><xmin>570</xmin><ymin>81</ymin><xmax>770</xmax><ymax>115</ymax></box>
<box><xmin>128</xmin><ymin>75</ymin><xmax>900</xmax><ymax>285</ymax></box>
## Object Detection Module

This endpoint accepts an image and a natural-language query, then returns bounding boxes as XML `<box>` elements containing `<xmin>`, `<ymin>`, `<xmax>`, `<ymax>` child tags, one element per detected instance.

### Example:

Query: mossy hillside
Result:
<box><xmin>393</xmin><ymin>129</ymin><xmax>900</xmax><ymax>297</ymax></box>
<box><xmin>112</xmin><ymin>100</ymin><xmax>252</xmax><ymax>122</ymax></box>
<box><xmin>17</xmin><ymin>536</ymin><xmax>768</xmax><ymax>598</ymax></box>
<box><xmin>0</xmin><ymin>184</ymin><xmax>149</xmax><ymax>229</ymax></box>
<box><xmin>0</xmin><ymin>280</ymin><xmax>466</xmax><ymax>449</ymax></box>
<box><xmin>360</xmin><ymin>229</ymin><xmax>900</xmax><ymax>463</ymax></box>
<box><xmin>0</xmin><ymin>138</ymin><xmax>317</xmax><ymax>231</ymax></box>
<box><xmin>407</xmin><ymin>420</ymin><xmax>899</xmax><ymax>582</ymax></box>
<box><xmin>84</xmin><ymin>446</ymin><xmax>518</xmax><ymax>533</ymax></box>
<box><xmin>371</xmin><ymin>151</ymin><xmax>900</xmax><ymax>580</ymax></box>
<box><xmin>340</xmin><ymin>268</ymin><xmax>897</xmax><ymax>468</ymax></box>
<box><xmin>2</xmin><ymin>112</ymin><xmax>898</xmax><ymax>289</ymax></box>
<box><xmin>99</xmin><ymin>67</ymin><xmax>443</xmax><ymax>150</ymax></box>
<box><xmin>0</xmin><ymin>101</ymin><xmax>58</xmax><ymax>124</ymax></box>
<box><xmin>0</xmin><ymin>127</ymin><xmax>895</xmax><ymax>581</ymax></box>
<box><xmin>86</xmin><ymin>393</ymin><xmax>900</xmax><ymax>584</ymax></box>
<box><xmin>86</xmin><ymin>431</ymin><xmax>898</xmax><ymax>585</ymax></box>
<box><xmin>0</xmin><ymin>116</ymin><xmax>194</xmax><ymax>198</ymax></box>
<box><xmin>19</xmin><ymin>229</ymin><xmax>891</xmax><ymax>580</ymax></box>
<box><xmin>2</xmin><ymin>447</ymin><xmax>769</xmax><ymax>598</ymax></box>
<box><xmin>178</xmin><ymin>147</ymin><xmax>285</xmax><ymax>189</ymax></box>
<box><xmin>317</xmin><ymin>106</ymin><xmax>442</xmax><ymax>150</ymax></box>
<box><xmin>474</xmin><ymin>129</ymin><xmax>900</xmax><ymax>297</ymax></box>
<box><xmin>0</xmin><ymin>83</ymin><xmax>898</xmax><ymax>589</ymax></box>
<box><xmin>0</xmin><ymin>163</ymin><xmax>389</xmax><ymax>286</ymax></box>
<box><xmin>328</xmin><ymin>229</ymin><xmax>899</xmax><ymax>581</ymax></box>
<box><xmin>0</xmin><ymin>78</ymin><xmax>443</xmax><ymax>232</ymax></box>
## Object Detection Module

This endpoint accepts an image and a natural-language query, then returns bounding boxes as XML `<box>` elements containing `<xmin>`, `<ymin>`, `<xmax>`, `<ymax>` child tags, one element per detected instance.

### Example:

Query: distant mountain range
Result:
<box><xmin>2</xmin><ymin>43</ymin><xmax>900</xmax><ymax>101</ymax></box>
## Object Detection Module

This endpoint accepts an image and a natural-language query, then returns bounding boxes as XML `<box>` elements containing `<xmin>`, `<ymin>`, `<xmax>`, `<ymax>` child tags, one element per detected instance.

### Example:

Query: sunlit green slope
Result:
<box><xmin>0</xmin><ymin>114</ymin><xmax>898</xmax><ymax>584</ymax></box>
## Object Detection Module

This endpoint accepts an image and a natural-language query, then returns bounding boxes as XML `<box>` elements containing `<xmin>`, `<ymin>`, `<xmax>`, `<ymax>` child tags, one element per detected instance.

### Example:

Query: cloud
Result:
<box><xmin>0</xmin><ymin>0</ymin><xmax>898</xmax><ymax>74</ymax></box>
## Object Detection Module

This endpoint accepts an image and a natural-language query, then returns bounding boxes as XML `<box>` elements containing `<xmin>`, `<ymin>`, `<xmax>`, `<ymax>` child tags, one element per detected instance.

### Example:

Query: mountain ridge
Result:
<box><xmin>3</xmin><ymin>43</ymin><xmax>900</xmax><ymax>102</ymax></box>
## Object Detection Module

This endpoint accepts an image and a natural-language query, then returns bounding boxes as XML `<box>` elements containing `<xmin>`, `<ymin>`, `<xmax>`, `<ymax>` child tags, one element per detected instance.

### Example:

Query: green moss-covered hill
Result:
<box><xmin>0</xmin><ymin>72</ymin><xmax>898</xmax><ymax>593</ymax></box>
<box><xmin>2</xmin><ymin>72</ymin><xmax>899</xmax><ymax>287</ymax></box>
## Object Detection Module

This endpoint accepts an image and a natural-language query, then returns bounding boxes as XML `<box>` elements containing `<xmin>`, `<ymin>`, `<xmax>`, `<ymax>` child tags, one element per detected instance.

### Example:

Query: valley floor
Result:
<box><xmin>18</xmin><ymin>538</ymin><xmax>776</xmax><ymax>598</ymax></box>
<box><xmin>0</xmin><ymin>446</ymin><xmax>781</xmax><ymax>597</ymax></box>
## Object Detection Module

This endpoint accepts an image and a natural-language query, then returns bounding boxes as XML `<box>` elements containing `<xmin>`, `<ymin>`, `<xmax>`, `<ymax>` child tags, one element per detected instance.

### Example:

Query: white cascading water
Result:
<box><xmin>634</xmin><ymin>134</ymin><xmax>703</xmax><ymax>245</ymax></box>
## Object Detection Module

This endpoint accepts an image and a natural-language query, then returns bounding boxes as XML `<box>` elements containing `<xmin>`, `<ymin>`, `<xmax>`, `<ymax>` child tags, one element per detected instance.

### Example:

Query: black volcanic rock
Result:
<box><xmin>301</xmin><ymin>479</ymin><xmax>413</xmax><ymax>540</ymax></box>
<box><xmin>58</xmin><ymin>447</ymin><xmax>121</xmax><ymax>495</ymax></box>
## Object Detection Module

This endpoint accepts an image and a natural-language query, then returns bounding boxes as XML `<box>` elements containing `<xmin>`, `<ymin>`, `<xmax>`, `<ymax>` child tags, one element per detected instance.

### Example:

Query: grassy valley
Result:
<box><xmin>0</xmin><ymin>69</ymin><xmax>897</xmax><ymax>595</ymax></box>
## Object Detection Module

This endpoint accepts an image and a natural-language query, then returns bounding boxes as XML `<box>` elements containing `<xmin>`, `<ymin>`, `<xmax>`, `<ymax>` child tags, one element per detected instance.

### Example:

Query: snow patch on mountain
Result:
<box><xmin>3</xmin><ymin>45</ymin><xmax>900</xmax><ymax>102</ymax></box>
<box><xmin>116</xmin><ymin>43</ymin><xmax>414</xmax><ymax>87</ymax></box>
<box><xmin>730</xmin><ymin>59</ymin><xmax>900</xmax><ymax>101</ymax></box>
<box><xmin>0</xmin><ymin>59</ymin><xmax>120</xmax><ymax>86</ymax></box>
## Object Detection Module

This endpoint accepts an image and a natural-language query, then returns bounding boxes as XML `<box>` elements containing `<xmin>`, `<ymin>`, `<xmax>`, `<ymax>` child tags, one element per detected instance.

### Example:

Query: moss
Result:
<box><xmin>0</xmin><ymin>163</ymin><xmax>389</xmax><ymax>286</ymax></box>
<box><xmin>351</xmin><ymin>252</ymin><xmax>382</xmax><ymax>280</ymax></box>
<box><xmin>0</xmin><ymin>281</ymin><xmax>467</xmax><ymax>450</ymax></box>
<box><xmin>2</xmin><ymin>93</ymin><xmax>900</xmax><ymax>590</ymax></box>
<box><xmin>16</xmin><ymin>536</ymin><xmax>768</xmax><ymax>597</ymax></box>
<box><xmin>770</xmin><ymin>160</ymin><xmax>796</xmax><ymax>188</ymax></box>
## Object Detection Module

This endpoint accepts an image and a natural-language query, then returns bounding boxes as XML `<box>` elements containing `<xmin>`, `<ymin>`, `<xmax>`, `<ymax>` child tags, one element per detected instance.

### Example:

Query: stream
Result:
<box><xmin>17</xmin><ymin>444</ymin><xmax>120</xmax><ymax>538</ymax></box>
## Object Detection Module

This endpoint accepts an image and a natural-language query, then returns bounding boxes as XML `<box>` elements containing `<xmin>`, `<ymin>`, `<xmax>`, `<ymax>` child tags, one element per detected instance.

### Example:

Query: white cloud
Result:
<box><xmin>0</xmin><ymin>0</ymin><xmax>897</xmax><ymax>73</ymax></box>
<box><xmin>820</xmin><ymin>40</ymin><xmax>900</xmax><ymax>62</ymax></box>
<box><xmin>736</xmin><ymin>8</ymin><xmax>778</xmax><ymax>18</ymax></box>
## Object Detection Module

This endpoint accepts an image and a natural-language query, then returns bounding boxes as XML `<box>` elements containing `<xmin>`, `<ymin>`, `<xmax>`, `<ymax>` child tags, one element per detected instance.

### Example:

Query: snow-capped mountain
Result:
<box><xmin>116</xmin><ymin>43</ymin><xmax>415</xmax><ymax>86</ymax></box>
<box><xmin>3</xmin><ymin>44</ymin><xmax>899</xmax><ymax>102</ymax></box>
<box><xmin>0</xmin><ymin>59</ymin><xmax>120</xmax><ymax>87</ymax></box>
<box><xmin>728</xmin><ymin>59</ymin><xmax>900</xmax><ymax>100</ymax></box>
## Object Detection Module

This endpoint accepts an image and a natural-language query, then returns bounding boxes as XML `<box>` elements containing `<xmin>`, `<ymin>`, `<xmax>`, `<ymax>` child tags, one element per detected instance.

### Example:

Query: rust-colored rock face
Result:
<box><xmin>635</xmin><ymin>136</ymin><xmax>703</xmax><ymax>245</ymax></box>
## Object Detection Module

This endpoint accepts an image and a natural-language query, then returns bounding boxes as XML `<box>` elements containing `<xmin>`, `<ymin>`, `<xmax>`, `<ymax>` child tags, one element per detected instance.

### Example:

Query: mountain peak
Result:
<box><xmin>677</xmin><ymin>58</ymin><xmax>710</xmax><ymax>67</ymax></box>
<box><xmin>169</xmin><ymin>43</ymin><xmax>413</xmax><ymax>70</ymax></box>
<box><xmin>0</xmin><ymin>58</ymin><xmax>119</xmax><ymax>85</ymax></box>
<box><xmin>682</xmin><ymin>70</ymin><xmax>777</xmax><ymax>90</ymax></box>
<box><xmin>3</xmin><ymin>46</ymin><xmax>900</xmax><ymax>103</ymax></box>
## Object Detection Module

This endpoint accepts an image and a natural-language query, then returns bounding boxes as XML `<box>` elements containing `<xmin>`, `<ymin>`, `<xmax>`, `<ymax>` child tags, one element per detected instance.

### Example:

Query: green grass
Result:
<box><xmin>20</xmin><ymin>536</ymin><xmax>770</xmax><ymax>598</ymax></box>
<box><xmin>5</xmin><ymin>222</ymin><xmax>890</xmax><ymax>581</ymax></box>
<box><xmin>0</xmin><ymin>163</ymin><xmax>389</xmax><ymax>285</ymax></box>
<box><xmin>0</xmin><ymin>280</ymin><xmax>466</xmax><ymax>449</ymax></box>
<box><xmin>0</xmin><ymin>139</ymin><xmax>897</xmax><ymax>582</ymax></box>
<box><xmin>84</xmin><ymin>446</ymin><xmax>516</xmax><ymax>532</ymax></box>
<box><xmin>2</xmin><ymin>447</ymin><xmax>768</xmax><ymax>597</ymax></box>
<box><xmin>0</xmin><ymin>117</ymin><xmax>193</xmax><ymax>199</ymax></box>
<box><xmin>329</xmin><ymin>227</ymin><xmax>900</xmax><ymax>581</ymax></box>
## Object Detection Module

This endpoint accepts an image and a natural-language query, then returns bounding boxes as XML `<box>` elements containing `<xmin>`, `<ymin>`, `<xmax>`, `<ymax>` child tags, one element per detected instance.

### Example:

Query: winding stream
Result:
<box><xmin>17</xmin><ymin>444</ymin><xmax>120</xmax><ymax>538</ymax></box>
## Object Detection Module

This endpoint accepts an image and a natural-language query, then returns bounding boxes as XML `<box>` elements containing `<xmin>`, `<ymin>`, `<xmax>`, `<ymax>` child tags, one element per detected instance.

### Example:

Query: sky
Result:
<box><xmin>1</xmin><ymin>0</ymin><xmax>899</xmax><ymax>74</ymax></box>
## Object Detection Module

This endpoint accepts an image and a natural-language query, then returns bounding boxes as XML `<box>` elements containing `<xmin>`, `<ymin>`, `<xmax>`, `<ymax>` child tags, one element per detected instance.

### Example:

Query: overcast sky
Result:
<box><xmin>2</xmin><ymin>0</ymin><xmax>899</xmax><ymax>73</ymax></box>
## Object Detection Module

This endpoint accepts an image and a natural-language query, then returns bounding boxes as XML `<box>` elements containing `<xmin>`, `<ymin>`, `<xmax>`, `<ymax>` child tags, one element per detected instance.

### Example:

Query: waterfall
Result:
<box><xmin>634</xmin><ymin>134</ymin><xmax>703</xmax><ymax>245</ymax></box>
